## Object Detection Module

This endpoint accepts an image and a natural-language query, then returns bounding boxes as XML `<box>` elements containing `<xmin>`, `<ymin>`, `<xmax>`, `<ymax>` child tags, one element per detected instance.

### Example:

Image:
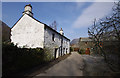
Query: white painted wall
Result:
<box><xmin>44</xmin><ymin>27</ymin><xmax>70</xmax><ymax>58</ymax></box>
<box><xmin>11</xmin><ymin>14</ymin><xmax>44</xmax><ymax>48</ymax></box>
<box><xmin>44</xmin><ymin>27</ymin><xmax>60</xmax><ymax>58</ymax></box>
<box><xmin>11</xmin><ymin>13</ymin><xmax>70</xmax><ymax>59</ymax></box>
<box><xmin>62</xmin><ymin>38</ymin><xmax>70</xmax><ymax>54</ymax></box>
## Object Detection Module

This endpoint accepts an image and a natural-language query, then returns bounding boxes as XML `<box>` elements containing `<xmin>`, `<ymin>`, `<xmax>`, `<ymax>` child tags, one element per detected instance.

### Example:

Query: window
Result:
<box><xmin>59</xmin><ymin>36</ymin><xmax>61</xmax><ymax>40</ymax></box>
<box><xmin>52</xmin><ymin>33</ymin><xmax>55</xmax><ymax>41</ymax></box>
<box><xmin>44</xmin><ymin>26</ymin><xmax>46</xmax><ymax>30</ymax></box>
<box><xmin>66</xmin><ymin>48</ymin><xmax>67</xmax><ymax>54</ymax></box>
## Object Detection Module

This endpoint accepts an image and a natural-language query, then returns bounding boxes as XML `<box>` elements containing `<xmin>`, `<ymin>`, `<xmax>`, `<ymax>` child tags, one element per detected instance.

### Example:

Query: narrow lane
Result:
<box><xmin>33</xmin><ymin>52</ymin><xmax>113</xmax><ymax>77</ymax></box>
<box><xmin>34</xmin><ymin>52</ymin><xmax>84</xmax><ymax>76</ymax></box>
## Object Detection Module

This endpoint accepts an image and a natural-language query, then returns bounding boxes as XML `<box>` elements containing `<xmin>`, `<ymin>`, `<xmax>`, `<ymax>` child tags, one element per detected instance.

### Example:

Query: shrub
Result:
<box><xmin>70</xmin><ymin>47</ymin><xmax>73</xmax><ymax>52</ymax></box>
<box><xmin>43</xmin><ymin>47</ymin><xmax>54</xmax><ymax>62</ymax></box>
<box><xmin>78</xmin><ymin>49</ymin><xmax>85</xmax><ymax>54</ymax></box>
<box><xmin>2</xmin><ymin>42</ymin><xmax>46</xmax><ymax>76</ymax></box>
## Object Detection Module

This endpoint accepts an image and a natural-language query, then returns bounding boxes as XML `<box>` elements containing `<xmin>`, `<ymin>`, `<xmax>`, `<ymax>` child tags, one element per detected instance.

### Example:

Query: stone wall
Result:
<box><xmin>79</xmin><ymin>41</ymin><xmax>93</xmax><ymax>50</ymax></box>
<box><xmin>44</xmin><ymin>26</ymin><xmax>70</xmax><ymax>58</ymax></box>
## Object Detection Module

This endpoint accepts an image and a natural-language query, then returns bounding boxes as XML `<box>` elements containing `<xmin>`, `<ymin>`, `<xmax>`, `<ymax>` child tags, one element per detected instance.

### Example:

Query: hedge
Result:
<box><xmin>2</xmin><ymin>42</ymin><xmax>51</xmax><ymax>76</ymax></box>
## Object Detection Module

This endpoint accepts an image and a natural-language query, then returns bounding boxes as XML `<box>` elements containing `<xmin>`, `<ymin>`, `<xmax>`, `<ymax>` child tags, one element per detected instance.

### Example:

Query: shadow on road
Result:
<box><xmin>15</xmin><ymin>54</ymin><xmax>71</xmax><ymax>77</ymax></box>
<box><xmin>81</xmin><ymin>55</ymin><xmax>113</xmax><ymax>76</ymax></box>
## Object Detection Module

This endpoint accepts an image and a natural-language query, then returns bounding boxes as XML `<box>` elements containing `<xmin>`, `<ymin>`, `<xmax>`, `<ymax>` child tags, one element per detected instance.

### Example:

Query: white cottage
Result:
<box><xmin>11</xmin><ymin>4</ymin><xmax>70</xmax><ymax>58</ymax></box>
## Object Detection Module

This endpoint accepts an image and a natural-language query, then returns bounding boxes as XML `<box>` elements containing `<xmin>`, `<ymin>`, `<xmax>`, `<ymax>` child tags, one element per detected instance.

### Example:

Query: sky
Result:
<box><xmin>2</xmin><ymin>0</ymin><xmax>118</xmax><ymax>40</ymax></box>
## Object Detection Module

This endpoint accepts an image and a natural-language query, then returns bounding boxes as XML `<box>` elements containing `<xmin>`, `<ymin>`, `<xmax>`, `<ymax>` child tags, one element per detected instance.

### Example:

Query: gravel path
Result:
<box><xmin>34</xmin><ymin>52</ymin><xmax>85</xmax><ymax>76</ymax></box>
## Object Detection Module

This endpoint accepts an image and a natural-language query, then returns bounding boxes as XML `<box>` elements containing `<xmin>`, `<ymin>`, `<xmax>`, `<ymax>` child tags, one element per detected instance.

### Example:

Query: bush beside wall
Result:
<box><xmin>2</xmin><ymin>42</ymin><xmax>52</xmax><ymax>76</ymax></box>
<box><xmin>78</xmin><ymin>49</ymin><xmax>85</xmax><ymax>54</ymax></box>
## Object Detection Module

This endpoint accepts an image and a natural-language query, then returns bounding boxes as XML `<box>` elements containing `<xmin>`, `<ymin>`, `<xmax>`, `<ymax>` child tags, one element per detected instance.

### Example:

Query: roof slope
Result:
<box><xmin>70</xmin><ymin>38</ymin><xmax>79</xmax><ymax>45</ymax></box>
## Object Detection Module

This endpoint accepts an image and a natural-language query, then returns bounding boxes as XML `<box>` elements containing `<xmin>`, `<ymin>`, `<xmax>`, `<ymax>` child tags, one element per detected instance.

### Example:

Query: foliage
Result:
<box><xmin>2</xmin><ymin>42</ymin><xmax>52</xmax><ymax>76</ymax></box>
<box><xmin>78</xmin><ymin>49</ymin><xmax>85</xmax><ymax>54</ymax></box>
<box><xmin>70</xmin><ymin>47</ymin><xmax>73</xmax><ymax>52</ymax></box>
<box><xmin>43</xmin><ymin>47</ymin><xmax>54</xmax><ymax>62</ymax></box>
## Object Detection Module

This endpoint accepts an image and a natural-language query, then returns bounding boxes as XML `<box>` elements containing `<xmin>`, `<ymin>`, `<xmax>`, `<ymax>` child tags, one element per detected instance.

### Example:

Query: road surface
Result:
<box><xmin>33</xmin><ymin>52</ymin><xmax>113</xmax><ymax>77</ymax></box>
<box><xmin>81</xmin><ymin>55</ymin><xmax>113</xmax><ymax>76</ymax></box>
<box><xmin>34</xmin><ymin>52</ymin><xmax>84</xmax><ymax>76</ymax></box>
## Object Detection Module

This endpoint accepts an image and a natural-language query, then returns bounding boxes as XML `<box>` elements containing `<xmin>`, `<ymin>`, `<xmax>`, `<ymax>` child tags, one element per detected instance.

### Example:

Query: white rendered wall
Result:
<box><xmin>44</xmin><ymin>27</ymin><xmax>60</xmax><ymax>58</ymax></box>
<box><xmin>44</xmin><ymin>27</ymin><xmax>70</xmax><ymax>58</ymax></box>
<box><xmin>11</xmin><ymin>14</ymin><xmax>44</xmax><ymax>48</ymax></box>
<box><xmin>62</xmin><ymin>38</ymin><xmax>70</xmax><ymax>55</ymax></box>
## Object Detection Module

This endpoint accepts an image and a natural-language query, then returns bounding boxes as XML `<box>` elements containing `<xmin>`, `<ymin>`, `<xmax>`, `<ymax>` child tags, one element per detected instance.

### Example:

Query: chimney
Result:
<box><xmin>23</xmin><ymin>4</ymin><xmax>33</xmax><ymax>16</ymax></box>
<box><xmin>60</xmin><ymin>28</ymin><xmax>64</xmax><ymax>35</ymax></box>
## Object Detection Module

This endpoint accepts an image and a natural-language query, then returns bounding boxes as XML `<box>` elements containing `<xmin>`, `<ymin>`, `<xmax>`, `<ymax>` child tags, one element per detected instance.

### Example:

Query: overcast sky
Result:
<box><xmin>2</xmin><ymin>0</ymin><xmax>119</xmax><ymax>40</ymax></box>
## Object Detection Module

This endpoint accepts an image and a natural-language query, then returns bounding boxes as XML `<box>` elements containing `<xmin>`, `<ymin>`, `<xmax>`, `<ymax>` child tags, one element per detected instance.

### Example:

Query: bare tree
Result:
<box><xmin>49</xmin><ymin>21</ymin><xmax>58</xmax><ymax>31</ymax></box>
<box><xmin>88</xmin><ymin>19</ymin><xmax>107</xmax><ymax>60</ymax></box>
<box><xmin>88</xmin><ymin>1</ymin><xmax>120</xmax><ymax>71</ymax></box>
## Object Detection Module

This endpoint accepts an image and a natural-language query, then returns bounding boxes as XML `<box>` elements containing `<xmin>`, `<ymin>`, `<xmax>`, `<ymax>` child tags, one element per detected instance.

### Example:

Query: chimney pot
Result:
<box><xmin>60</xmin><ymin>28</ymin><xmax>64</xmax><ymax>35</ymax></box>
<box><xmin>23</xmin><ymin>4</ymin><xmax>33</xmax><ymax>16</ymax></box>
